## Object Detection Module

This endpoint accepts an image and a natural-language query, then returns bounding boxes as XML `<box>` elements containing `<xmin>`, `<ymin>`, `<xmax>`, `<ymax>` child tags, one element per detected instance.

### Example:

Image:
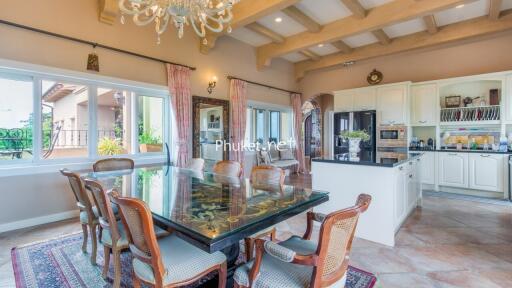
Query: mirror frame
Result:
<box><xmin>192</xmin><ymin>96</ymin><xmax>230</xmax><ymax>160</ymax></box>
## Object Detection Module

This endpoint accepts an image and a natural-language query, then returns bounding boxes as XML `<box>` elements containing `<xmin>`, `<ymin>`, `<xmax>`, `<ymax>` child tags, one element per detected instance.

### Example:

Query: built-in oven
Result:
<box><xmin>376</xmin><ymin>147</ymin><xmax>408</xmax><ymax>164</ymax></box>
<box><xmin>377</xmin><ymin>125</ymin><xmax>408</xmax><ymax>148</ymax></box>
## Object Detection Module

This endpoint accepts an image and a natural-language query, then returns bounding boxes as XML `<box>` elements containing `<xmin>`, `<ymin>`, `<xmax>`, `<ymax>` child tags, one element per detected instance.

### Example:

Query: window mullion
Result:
<box><xmin>32</xmin><ymin>77</ymin><xmax>42</xmax><ymax>163</ymax></box>
<box><xmin>88</xmin><ymin>85</ymin><xmax>98</xmax><ymax>159</ymax></box>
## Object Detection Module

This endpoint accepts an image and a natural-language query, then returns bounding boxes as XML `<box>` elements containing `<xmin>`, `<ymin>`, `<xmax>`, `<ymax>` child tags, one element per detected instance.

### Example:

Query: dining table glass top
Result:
<box><xmin>83</xmin><ymin>165</ymin><xmax>329</xmax><ymax>245</ymax></box>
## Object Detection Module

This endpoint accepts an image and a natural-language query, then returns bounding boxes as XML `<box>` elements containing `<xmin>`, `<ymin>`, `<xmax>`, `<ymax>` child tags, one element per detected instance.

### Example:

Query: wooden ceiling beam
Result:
<box><xmin>423</xmin><ymin>15</ymin><xmax>438</xmax><ymax>34</ymax></box>
<box><xmin>332</xmin><ymin>40</ymin><xmax>354</xmax><ymax>53</ymax></box>
<box><xmin>340</xmin><ymin>0</ymin><xmax>366</xmax><ymax>19</ymax></box>
<box><xmin>201</xmin><ymin>0</ymin><xmax>300</xmax><ymax>54</ymax></box>
<box><xmin>295</xmin><ymin>10</ymin><xmax>512</xmax><ymax>79</ymax></box>
<box><xmin>257</xmin><ymin>0</ymin><xmax>470</xmax><ymax>68</ymax></box>
<box><xmin>246</xmin><ymin>23</ymin><xmax>285</xmax><ymax>43</ymax></box>
<box><xmin>489</xmin><ymin>0</ymin><xmax>503</xmax><ymax>20</ymax></box>
<box><xmin>283</xmin><ymin>6</ymin><xmax>322</xmax><ymax>33</ymax></box>
<box><xmin>98</xmin><ymin>0</ymin><xmax>118</xmax><ymax>25</ymax></box>
<box><xmin>372</xmin><ymin>29</ymin><xmax>391</xmax><ymax>44</ymax></box>
<box><xmin>300</xmin><ymin>50</ymin><xmax>321</xmax><ymax>60</ymax></box>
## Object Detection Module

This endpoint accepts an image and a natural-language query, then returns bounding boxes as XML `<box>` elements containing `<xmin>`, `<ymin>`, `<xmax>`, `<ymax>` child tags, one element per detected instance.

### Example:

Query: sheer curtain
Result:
<box><xmin>167</xmin><ymin>64</ymin><xmax>192</xmax><ymax>167</ymax></box>
<box><xmin>229</xmin><ymin>79</ymin><xmax>248</xmax><ymax>163</ymax></box>
<box><xmin>291</xmin><ymin>93</ymin><xmax>306</xmax><ymax>173</ymax></box>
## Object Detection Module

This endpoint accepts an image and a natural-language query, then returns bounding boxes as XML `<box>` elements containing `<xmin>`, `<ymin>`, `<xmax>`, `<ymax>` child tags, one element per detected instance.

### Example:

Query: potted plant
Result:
<box><xmin>139</xmin><ymin>130</ymin><xmax>162</xmax><ymax>153</ymax></box>
<box><xmin>97</xmin><ymin>137</ymin><xmax>123</xmax><ymax>156</ymax></box>
<box><xmin>340</xmin><ymin>130</ymin><xmax>370</xmax><ymax>160</ymax></box>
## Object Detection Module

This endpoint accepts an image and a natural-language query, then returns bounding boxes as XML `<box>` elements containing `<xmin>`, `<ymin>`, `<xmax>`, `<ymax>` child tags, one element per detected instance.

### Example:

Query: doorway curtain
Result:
<box><xmin>167</xmin><ymin>64</ymin><xmax>192</xmax><ymax>168</ymax></box>
<box><xmin>229</xmin><ymin>79</ymin><xmax>248</xmax><ymax>163</ymax></box>
<box><xmin>291</xmin><ymin>93</ymin><xmax>307</xmax><ymax>173</ymax></box>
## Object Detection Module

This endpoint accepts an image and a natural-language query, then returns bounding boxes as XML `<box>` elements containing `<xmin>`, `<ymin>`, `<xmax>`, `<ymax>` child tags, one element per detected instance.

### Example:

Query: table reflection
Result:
<box><xmin>84</xmin><ymin>165</ymin><xmax>324</xmax><ymax>241</ymax></box>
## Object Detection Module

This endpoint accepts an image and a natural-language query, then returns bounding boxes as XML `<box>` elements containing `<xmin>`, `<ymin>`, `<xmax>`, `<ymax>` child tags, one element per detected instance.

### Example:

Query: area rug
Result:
<box><xmin>11</xmin><ymin>232</ymin><xmax>377</xmax><ymax>288</ymax></box>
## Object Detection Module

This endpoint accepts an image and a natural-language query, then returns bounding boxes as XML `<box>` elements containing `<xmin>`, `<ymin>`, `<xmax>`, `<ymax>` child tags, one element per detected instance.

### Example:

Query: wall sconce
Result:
<box><xmin>207</xmin><ymin>76</ymin><xmax>217</xmax><ymax>94</ymax></box>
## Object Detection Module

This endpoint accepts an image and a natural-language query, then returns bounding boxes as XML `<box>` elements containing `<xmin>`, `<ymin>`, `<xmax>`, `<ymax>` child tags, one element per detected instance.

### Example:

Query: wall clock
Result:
<box><xmin>367</xmin><ymin>69</ymin><xmax>383</xmax><ymax>85</ymax></box>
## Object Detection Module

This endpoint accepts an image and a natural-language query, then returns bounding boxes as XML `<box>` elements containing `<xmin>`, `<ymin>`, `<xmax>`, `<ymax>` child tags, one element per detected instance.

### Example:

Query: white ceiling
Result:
<box><xmin>228</xmin><ymin>0</ymin><xmax>512</xmax><ymax>63</ymax></box>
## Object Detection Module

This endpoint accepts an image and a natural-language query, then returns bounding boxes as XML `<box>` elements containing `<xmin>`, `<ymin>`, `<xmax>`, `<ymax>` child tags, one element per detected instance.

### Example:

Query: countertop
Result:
<box><xmin>409</xmin><ymin>148</ymin><xmax>512</xmax><ymax>155</ymax></box>
<box><xmin>312</xmin><ymin>152</ymin><xmax>423</xmax><ymax>168</ymax></box>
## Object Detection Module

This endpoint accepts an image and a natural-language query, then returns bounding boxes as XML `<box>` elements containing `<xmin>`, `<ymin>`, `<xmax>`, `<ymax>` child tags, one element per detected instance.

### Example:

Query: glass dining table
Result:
<box><xmin>82</xmin><ymin>164</ymin><xmax>329</xmax><ymax>272</ymax></box>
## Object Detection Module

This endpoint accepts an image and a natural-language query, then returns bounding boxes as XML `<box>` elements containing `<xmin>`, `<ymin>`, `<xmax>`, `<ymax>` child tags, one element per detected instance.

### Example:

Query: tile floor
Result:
<box><xmin>1</xmin><ymin>174</ymin><xmax>511</xmax><ymax>287</ymax></box>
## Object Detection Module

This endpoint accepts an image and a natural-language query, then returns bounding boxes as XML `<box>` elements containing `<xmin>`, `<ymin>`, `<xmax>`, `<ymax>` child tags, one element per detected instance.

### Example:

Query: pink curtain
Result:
<box><xmin>167</xmin><ymin>64</ymin><xmax>192</xmax><ymax>168</ymax></box>
<box><xmin>291</xmin><ymin>93</ymin><xmax>307</xmax><ymax>173</ymax></box>
<box><xmin>229</xmin><ymin>79</ymin><xmax>248</xmax><ymax>163</ymax></box>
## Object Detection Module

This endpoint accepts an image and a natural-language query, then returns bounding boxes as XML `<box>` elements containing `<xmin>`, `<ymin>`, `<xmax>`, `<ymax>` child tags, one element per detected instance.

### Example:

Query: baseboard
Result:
<box><xmin>0</xmin><ymin>210</ymin><xmax>79</xmax><ymax>234</ymax></box>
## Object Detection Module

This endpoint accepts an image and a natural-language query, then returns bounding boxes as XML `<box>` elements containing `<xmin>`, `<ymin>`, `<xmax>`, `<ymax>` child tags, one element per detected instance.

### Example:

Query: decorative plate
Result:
<box><xmin>367</xmin><ymin>69</ymin><xmax>383</xmax><ymax>85</ymax></box>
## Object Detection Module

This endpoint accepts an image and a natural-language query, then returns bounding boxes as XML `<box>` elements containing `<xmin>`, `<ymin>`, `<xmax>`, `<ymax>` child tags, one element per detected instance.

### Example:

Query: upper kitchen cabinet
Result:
<box><xmin>334</xmin><ymin>90</ymin><xmax>354</xmax><ymax>112</ymax></box>
<box><xmin>376</xmin><ymin>83</ymin><xmax>409</xmax><ymax>125</ymax></box>
<box><xmin>411</xmin><ymin>84</ymin><xmax>437</xmax><ymax>126</ymax></box>
<box><xmin>353</xmin><ymin>88</ymin><xmax>376</xmax><ymax>111</ymax></box>
<box><xmin>506</xmin><ymin>74</ymin><xmax>512</xmax><ymax>123</ymax></box>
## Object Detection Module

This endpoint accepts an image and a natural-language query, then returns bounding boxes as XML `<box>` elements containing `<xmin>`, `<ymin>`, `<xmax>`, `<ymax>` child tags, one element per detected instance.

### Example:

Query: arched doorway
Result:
<box><xmin>302</xmin><ymin>100</ymin><xmax>321</xmax><ymax>171</ymax></box>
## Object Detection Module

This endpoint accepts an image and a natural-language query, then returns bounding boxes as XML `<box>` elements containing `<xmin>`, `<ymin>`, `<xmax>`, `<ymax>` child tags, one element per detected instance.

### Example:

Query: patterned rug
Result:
<box><xmin>11</xmin><ymin>232</ymin><xmax>377</xmax><ymax>288</ymax></box>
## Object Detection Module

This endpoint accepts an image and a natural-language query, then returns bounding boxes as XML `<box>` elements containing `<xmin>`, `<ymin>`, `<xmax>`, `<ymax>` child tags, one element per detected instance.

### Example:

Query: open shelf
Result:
<box><xmin>440</xmin><ymin>105</ymin><xmax>500</xmax><ymax>123</ymax></box>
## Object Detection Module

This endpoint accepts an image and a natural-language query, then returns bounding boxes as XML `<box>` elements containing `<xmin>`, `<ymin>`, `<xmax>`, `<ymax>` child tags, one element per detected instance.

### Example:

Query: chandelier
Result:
<box><xmin>118</xmin><ymin>0</ymin><xmax>239</xmax><ymax>45</ymax></box>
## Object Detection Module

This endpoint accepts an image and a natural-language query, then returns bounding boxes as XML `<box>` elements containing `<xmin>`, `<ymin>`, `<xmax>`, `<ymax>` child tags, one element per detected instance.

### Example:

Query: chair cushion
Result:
<box><xmin>271</xmin><ymin>159</ymin><xmax>299</xmax><ymax>168</ymax></box>
<box><xmin>268</xmin><ymin>145</ymin><xmax>280</xmax><ymax>161</ymax></box>
<box><xmin>101</xmin><ymin>221</ymin><xmax>129</xmax><ymax>248</ymax></box>
<box><xmin>133</xmin><ymin>234</ymin><xmax>226</xmax><ymax>285</ymax></box>
<box><xmin>234</xmin><ymin>236</ymin><xmax>345</xmax><ymax>288</ymax></box>
<box><xmin>79</xmin><ymin>207</ymin><xmax>99</xmax><ymax>224</ymax></box>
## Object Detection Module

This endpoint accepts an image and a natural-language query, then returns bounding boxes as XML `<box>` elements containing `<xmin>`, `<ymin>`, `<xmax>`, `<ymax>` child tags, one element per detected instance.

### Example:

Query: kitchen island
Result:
<box><xmin>312</xmin><ymin>153</ymin><xmax>423</xmax><ymax>247</ymax></box>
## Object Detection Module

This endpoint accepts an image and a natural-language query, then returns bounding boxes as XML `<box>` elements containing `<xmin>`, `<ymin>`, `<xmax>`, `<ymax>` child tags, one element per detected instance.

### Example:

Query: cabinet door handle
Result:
<box><xmin>448</xmin><ymin>153</ymin><xmax>458</xmax><ymax>156</ymax></box>
<box><xmin>480</xmin><ymin>154</ymin><xmax>491</xmax><ymax>157</ymax></box>
<box><xmin>409</xmin><ymin>174</ymin><xmax>413</xmax><ymax>178</ymax></box>
<box><xmin>419</xmin><ymin>120</ymin><xmax>427</xmax><ymax>123</ymax></box>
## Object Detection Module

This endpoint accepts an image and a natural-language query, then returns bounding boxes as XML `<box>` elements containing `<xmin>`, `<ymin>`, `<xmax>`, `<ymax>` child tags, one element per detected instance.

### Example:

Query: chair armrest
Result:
<box><xmin>303</xmin><ymin>211</ymin><xmax>326</xmax><ymax>240</ymax></box>
<box><xmin>312</xmin><ymin>212</ymin><xmax>326</xmax><ymax>223</ymax></box>
<box><xmin>263</xmin><ymin>241</ymin><xmax>296</xmax><ymax>263</ymax></box>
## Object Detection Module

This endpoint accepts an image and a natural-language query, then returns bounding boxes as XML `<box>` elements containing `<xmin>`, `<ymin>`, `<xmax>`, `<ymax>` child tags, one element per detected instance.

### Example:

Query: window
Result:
<box><xmin>246</xmin><ymin>105</ymin><xmax>293</xmax><ymax>145</ymax></box>
<box><xmin>138</xmin><ymin>96</ymin><xmax>164</xmax><ymax>153</ymax></box>
<box><xmin>269</xmin><ymin>111</ymin><xmax>280</xmax><ymax>143</ymax></box>
<box><xmin>41</xmin><ymin>81</ymin><xmax>89</xmax><ymax>159</ymax></box>
<box><xmin>0</xmin><ymin>64</ymin><xmax>170</xmax><ymax>168</ymax></box>
<box><xmin>0</xmin><ymin>74</ymin><xmax>33</xmax><ymax>161</ymax></box>
<box><xmin>97</xmin><ymin>88</ymin><xmax>133</xmax><ymax>156</ymax></box>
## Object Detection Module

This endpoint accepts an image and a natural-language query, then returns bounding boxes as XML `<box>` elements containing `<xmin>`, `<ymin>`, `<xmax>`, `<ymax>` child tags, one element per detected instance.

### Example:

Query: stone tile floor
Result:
<box><xmin>1</xmin><ymin>174</ymin><xmax>511</xmax><ymax>287</ymax></box>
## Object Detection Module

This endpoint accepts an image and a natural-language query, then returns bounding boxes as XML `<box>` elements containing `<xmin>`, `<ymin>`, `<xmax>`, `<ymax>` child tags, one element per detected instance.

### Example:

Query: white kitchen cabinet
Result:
<box><xmin>376</xmin><ymin>84</ymin><xmax>408</xmax><ymax>125</ymax></box>
<box><xmin>394</xmin><ymin>165</ymin><xmax>407</xmax><ymax>226</ymax></box>
<box><xmin>506</xmin><ymin>75</ymin><xmax>512</xmax><ymax>122</ymax></box>
<box><xmin>334</xmin><ymin>90</ymin><xmax>354</xmax><ymax>112</ymax></box>
<box><xmin>438</xmin><ymin>152</ymin><xmax>468</xmax><ymax>188</ymax></box>
<box><xmin>420</xmin><ymin>152</ymin><xmax>436</xmax><ymax>185</ymax></box>
<box><xmin>411</xmin><ymin>84</ymin><xmax>437</xmax><ymax>126</ymax></box>
<box><xmin>353</xmin><ymin>88</ymin><xmax>376</xmax><ymax>111</ymax></box>
<box><xmin>469</xmin><ymin>154</ymin><xmax>504</xmax><ymax>192</ymax></box>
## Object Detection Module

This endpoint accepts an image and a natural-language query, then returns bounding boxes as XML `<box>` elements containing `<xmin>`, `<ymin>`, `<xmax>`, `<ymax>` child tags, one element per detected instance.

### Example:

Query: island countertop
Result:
<box><xmin>312</xmin><ymin>152</ymin><xmax>423</xmax><ymax>167</ymax></box>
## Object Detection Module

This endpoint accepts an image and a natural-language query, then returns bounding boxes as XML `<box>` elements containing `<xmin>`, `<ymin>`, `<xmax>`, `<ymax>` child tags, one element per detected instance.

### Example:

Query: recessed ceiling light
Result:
<box><xmin>275</xmin><ymin>17</ymin><xmax>282</xmax><ymax>23</ymax></box>
<box><xmin>456</xmin><ymin>4</ymin><xmax>464</xmax><ymax>8</ymax></box>
<box><xmin>318</xmin><ymin>43</ymin><xmax>324</xmax><ymax>48</ymax></box>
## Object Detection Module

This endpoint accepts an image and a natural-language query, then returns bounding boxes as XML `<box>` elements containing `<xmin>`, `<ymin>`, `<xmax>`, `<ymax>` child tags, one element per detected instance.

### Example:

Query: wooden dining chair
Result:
<box><xmin>84</xmin><ymin>179</ymin><xmax>169</xmax><ymax>288</ymax></box>
<box><xmin>212</xmin><ymin>160</ymin><xmax>242</xmax><ymax>177</ymax></box>
<box><xmin>60</xmin><ymin>168</ymin><xmax>99</xmax><ymax>265</ymax></box>
<box><xmin>243</xmin><ymin>166</ymin><xmax>285</xmax><ymax>261</ymax></box>
<box><xmin>113</xmin><ymin>195</ymin><xmax>228</xmax><ymax>288</ymax></box>
<box><xmin>234</xmin><ymin>194</ymin><xmax>372</xmax><ymax>288</ymax></box>
<box><xmin>187</xmin><ymin>158</ymin><xmax>205</xmax><ymax>172</ymax></box>
<box><xmin>93</xmin><ymin>158</ymin><xmax>135</xmax><ymax>172</ymax></box>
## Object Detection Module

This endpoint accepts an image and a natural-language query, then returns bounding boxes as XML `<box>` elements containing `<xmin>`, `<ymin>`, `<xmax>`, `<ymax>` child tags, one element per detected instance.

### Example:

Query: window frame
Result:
<box><xmin>246</xmin><ymin>101</ymin><xmax>292</xmax><ymax>145</ymax></box>
<box><xmin>0</xmin><ymin>59</ymin><xmax>171</xmax><ymax>175</ymax></box>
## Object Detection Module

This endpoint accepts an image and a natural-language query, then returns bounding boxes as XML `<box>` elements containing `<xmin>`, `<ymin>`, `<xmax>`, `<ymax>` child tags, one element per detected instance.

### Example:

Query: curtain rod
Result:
<box><xmin>0</xmin><ymin>19</ymin><xmax>196</xmax><ymax>71</ymax></box>
<box><xmin>227</xmin><ymin>76</ymin><xmax>299</xmax><ymax>94</ymax></box>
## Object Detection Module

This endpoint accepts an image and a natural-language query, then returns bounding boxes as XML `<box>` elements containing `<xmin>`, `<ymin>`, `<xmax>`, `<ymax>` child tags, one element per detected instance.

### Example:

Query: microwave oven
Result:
<box><xmin>377</xmin><ymin>125</ymin><xmax>407</xmax><ymax>148</ymax></box>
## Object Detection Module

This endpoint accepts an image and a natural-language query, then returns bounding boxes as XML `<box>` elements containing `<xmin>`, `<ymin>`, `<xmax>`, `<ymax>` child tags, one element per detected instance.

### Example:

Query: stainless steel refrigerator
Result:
<box><xmin>333</xmin><ymin>110</ymin><xmax>376</xmax><ymax>161</ymax></box>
